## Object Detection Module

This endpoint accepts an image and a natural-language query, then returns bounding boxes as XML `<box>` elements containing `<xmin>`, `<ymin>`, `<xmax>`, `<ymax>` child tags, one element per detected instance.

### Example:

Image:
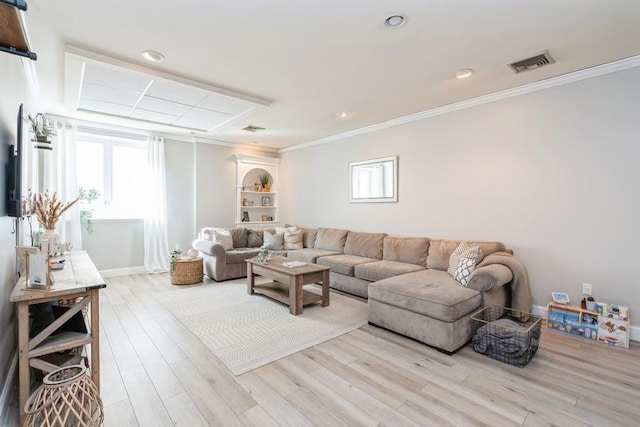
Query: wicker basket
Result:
<box><xmin>470</xmin><ymin>306</ymin><xmax>542</xmax><ymax>367</ymax></box>
<box><xmin>23</xmin><ymin>365</ymin><xmax>103</xmax><ymax>427</ymax></box>
<box><xmin>171</xmin><ymin>257</ymin><xmax>203</xmax><ymax>285</ymax></box>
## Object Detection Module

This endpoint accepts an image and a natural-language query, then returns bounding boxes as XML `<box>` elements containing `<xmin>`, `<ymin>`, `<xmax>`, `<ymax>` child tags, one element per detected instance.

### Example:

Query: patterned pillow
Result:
<box><xmin>454</xmin><ymin>257</ymin><xmax>477</xmax><ymax>286</ymax></box>
<box><xmin>448</xmin><ymin>241</ymin><xmax>483</xmax><ymax>277</ymax></box>
<box><xmin>263</xmin><ymin>231</ymin><xmax>284</xmax><ymax>250</ymax></box>
<box><xmin>213</xmin><ymin>230</ymin><xmax>233</xmax><ymax>250</ymax></box>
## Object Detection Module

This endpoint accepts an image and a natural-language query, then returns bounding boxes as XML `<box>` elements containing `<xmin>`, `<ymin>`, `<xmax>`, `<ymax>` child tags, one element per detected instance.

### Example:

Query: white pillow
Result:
<box><xmin>213</xmin><ymin>229</ymin><xmax>233</xmax><ymax>250</ymax></box>
<box><xmin>448</xmin><ymin>242</ymin><xmax>483</xmax><ymax>277</ymax></box>
<box><xmin>284</xmin><ymin>229</ymin><xmax>303</xmax><ymax>250</ymax></box>
<box><xmin>454</xmin><ymin>257</ymin><xmax>477</xmax><ymax>286</ymax></box>
<box><xmin>263</xmin><ymin>231</ymin><xmax>284</xmax><ymax>250</ymax></box>
<box><xmin>276</xmin><ymin>226</ymin><xmax>297</xmax><ymax>235</ymax></box>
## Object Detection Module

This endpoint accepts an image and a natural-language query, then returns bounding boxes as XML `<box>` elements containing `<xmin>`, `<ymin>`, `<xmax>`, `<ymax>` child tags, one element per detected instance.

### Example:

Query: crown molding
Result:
<box><xmin>280</xmin><ymin>54</ymin><xmax>640</xmax><ymax>153</ymax></box>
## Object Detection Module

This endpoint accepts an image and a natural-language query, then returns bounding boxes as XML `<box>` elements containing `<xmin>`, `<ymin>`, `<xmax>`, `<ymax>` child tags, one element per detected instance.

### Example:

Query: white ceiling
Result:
<box><xmin>22</xmin><ymin>0</ymin><xmax>640</xmax><ymax>150</ymax></box>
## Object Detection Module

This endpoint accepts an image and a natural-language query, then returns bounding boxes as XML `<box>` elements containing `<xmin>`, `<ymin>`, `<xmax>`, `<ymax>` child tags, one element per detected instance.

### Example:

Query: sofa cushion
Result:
<box><xmin>284</xmin><ymin>229</ymin><xmax>304</xmax><ymax>250</ymax></box>
<box><xmin>344</xmin><ymin>232</ymin><xmax>385</xmax><ymax>259</ymax></box>
<box><xmin>230</xmin><ymin>228</ymin><xmax>248</xmax><ymax>248</ymax></box>
<box><xmin>427</xmin><ymin>239</ymin><xmax>506</xmax><ymax>271</ymax></box>
<box><xmin>355</xmin><ymin>260</ymin><xmax>425</xmax><ymax>282</ymax></box>
<box><xmin>369</xmin><ymin>270</ymin><xmax>482</xmax><ymax>322</ymax></box>
<box><xmin>314</xmin><ymin>228</ymin><xmax>349</xmax><ymax>252</ymax></box>
<box><xmin>213</xmin><ymin>229</ymin><xmax>233</xmax><ymax>250</ymax></box>
<box><xmin>287</xmin><ymin>248</ymin><xmax>341</xmax><ymax>263</ymax></box>
<box><xmin>317</xmin><ymin>254</ymin><xmax>377</xmax><ymax>276</ymax></box>
<box><xmin>247</xmin><ymin>229</ymin><xmax>263</xmax><ymax>247</ymax></box>
<box><xmin>263</xmin><ymin>231</ymin><xmax>284</xmax><ymax>250</ymax></box>
<box><xmin>383</xmin><ymin>236</ymin><xmax>430</xmax><ymax>266</ymax></box>
<box><xmin>226</xmin><ymin>248</ymin><xmax>261</xmax><ymax>264</ymax></box>
<box><xmin>447</xmin><ymin>242</ymin><xmax>483</xmax><ymax>277</ymax></box>
<box><xmin>301</xmin><ymin>228</ymin><xmax>318</xmax><ymax>248</ymax></box>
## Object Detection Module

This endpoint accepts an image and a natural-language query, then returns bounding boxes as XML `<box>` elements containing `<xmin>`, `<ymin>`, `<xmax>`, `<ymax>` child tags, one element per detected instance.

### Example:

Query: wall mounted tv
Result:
<box><xmin>6</xmin><ymin>103</ymin><xmax>23</xmax><ymax>217</ymax></box>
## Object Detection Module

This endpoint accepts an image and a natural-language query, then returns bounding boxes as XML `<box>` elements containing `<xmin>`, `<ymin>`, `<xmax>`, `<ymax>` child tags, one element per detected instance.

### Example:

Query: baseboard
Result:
<box><xmin>0</xmin><ymin>350</ymin><xmax>17</xmax><ymax>426</ymax></box>
<box><xmin>99</xmin><ymin>265</ymin><xmax>146</xmax><ymax>278</ymax></box>
<box><xmin>532</xmin><ymin>304</ymin><xmax>639</xmax><ymax>342</ymax></box>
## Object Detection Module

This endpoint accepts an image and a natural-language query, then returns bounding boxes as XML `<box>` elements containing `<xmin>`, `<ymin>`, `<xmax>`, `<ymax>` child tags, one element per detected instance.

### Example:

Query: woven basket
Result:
<box><xmin>23</xmin><ymin>365</ymin><xmax>103</xmax><ymax>427</ymax></box>
<box><xmin>171</xmin><ymin>257</ymin><xmax>203</xmax><ymax>285</ymax></box>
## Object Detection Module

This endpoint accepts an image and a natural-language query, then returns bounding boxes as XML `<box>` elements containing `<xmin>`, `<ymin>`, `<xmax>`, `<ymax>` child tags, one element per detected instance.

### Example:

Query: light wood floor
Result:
<box><xmin>7</xmin><ymin>273</ymin><xmax>640</xmax><ymax>426</ymax></box>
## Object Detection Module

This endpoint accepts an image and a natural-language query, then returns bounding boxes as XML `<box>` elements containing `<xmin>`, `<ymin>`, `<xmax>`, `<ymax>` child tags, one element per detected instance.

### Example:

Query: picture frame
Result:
<box><xmin>242</xmin><ymin>211</ymin><xmax>250</xmax><ymax>222</ymax></box>
<box><xmin>261</xmin><ymin>196</ymin><xmax>270</xmax><ymax>206</ymax></box>
<box><xmin>551</xmin><ymin>292</ymin><xmax>570</xmax><ymax>304</ymax></box>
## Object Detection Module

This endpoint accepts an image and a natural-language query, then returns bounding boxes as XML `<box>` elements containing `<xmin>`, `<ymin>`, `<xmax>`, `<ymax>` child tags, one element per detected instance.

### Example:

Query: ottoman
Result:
<box><xmin>368</xmin><ymin>269</ymin><xmax>482</xmax><ymax>353</ymax></box>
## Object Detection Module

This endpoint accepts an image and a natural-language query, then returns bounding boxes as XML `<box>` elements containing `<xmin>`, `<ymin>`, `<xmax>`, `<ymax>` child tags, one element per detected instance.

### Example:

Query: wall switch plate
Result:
<box><xmin>582</xmin><ymin>282</ymin><xmax>592</xmax><ymax>296</ymax></box>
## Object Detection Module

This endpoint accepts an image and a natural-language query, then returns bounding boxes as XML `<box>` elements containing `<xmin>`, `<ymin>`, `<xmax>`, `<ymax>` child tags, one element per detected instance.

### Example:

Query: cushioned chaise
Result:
<box><xmin>368</xmin><ymin>270</ymin><xmax>482</xmax><ymax>353</ymax></box>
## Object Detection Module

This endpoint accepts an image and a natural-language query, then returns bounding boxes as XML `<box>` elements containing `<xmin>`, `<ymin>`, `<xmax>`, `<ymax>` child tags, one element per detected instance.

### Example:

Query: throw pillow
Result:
<box><xmin>453</xmin><ymin>257</ymin><xmax>477</xmax><ymax>286</ymax></box>
<box><xmin>213</xmin><ymin>229</ymin><xmax>233</xmax><ymax>250</ymax></box>
<box><xmin>284</xmin><ymin>229</ymin><xmax>303</xmax><ymax>250</ymax></box>
<box><xmin>276</xmin><ymin>226</ymin><xmax>297</xmax><ymax>235</ymax></box>
<box><xmin>263</xmin><ymin>230</ymin><xmax>284</xmax><ymax>250</ymax></box>
<box><xmin>202</xmin><ymin>229</ymin><xmax>213</xmax><ymax>240</ymax></box>
<box><xmin>247</xmin><ymin>229</ymin><xmax>263</xmax><ymax>248</ymax></box>
<box><xmin>447</xmin><ymin>241</ymin><xmax>483</xmax><ymax>277</ymax></box>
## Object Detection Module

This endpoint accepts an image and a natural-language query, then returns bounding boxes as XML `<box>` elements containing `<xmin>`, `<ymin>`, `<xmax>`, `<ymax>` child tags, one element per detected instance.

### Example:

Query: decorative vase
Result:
<box><xmin>40</xmin><ymin>229</ymin><xmax>59</xmax><ymax>254</ymax></box>
<box><xmin>263</xmin><ymin>184</ymin><xmax>271</xmax><ymax>192</ymax></box>
<box><xmin>23</xmin><ymin>365</ymin><xmax>104</xmax><ymax>426</ymax></box>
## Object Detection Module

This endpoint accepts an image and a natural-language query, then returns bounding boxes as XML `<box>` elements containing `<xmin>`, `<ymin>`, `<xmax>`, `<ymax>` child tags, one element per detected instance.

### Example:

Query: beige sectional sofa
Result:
<box><xmin>192</xmin><ymin>226</ymin><xmax>530</xmax><ymax>353</ymax></box>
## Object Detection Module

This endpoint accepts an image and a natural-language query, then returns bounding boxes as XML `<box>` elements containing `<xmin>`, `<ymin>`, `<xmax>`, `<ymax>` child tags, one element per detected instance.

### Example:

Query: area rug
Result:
<box><xmin>155</xmin><ymin>282</ymin><xmax>368</xmax><ymax>375</ymax></box>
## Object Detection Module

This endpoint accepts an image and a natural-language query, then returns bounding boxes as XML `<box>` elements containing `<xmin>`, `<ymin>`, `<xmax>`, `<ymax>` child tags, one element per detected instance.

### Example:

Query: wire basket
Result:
<box><xmin>470</xmin><ymin>306</ymin><xmax>542</xmax><ymax>367</ymax></box>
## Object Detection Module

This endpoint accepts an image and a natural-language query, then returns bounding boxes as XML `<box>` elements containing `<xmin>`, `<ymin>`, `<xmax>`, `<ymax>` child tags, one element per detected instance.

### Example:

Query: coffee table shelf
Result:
<box><xmin>253</xmin><ymin>281</ymin><xmax>323</xmax><ymax>307</ymax></box>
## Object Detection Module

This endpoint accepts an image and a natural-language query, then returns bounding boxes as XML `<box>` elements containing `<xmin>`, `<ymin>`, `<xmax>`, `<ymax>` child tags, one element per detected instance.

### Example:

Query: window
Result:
<box><xmin>76</xmin><ymin>130</ymin><xmax>148</xmax><ymax>219</ymax></box>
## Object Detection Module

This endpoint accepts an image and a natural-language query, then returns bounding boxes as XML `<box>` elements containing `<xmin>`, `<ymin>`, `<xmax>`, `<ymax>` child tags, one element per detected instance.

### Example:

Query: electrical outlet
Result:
<box><xmin>582</xmin><ymin>282</ymin><xmax>592</xmax><ymax>296</ymax></box>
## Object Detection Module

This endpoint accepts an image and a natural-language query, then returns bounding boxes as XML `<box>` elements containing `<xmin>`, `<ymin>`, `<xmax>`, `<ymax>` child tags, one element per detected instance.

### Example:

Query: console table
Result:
<box><xmin>9</xmin><ymin>251</ymin><xmax>106</xmax><ymax>423</ymax></box>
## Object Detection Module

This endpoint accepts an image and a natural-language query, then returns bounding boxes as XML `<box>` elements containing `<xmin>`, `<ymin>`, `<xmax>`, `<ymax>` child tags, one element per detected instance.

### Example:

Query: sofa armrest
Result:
<box><xmin>192</xmin><ymin>239</ymin><xmax>225</xmax><ymax>257</ymax></box>
<box><xmin>467</xmin><ymin>264</ymin><xmax>513</xmax><ymax>292</ymax></box>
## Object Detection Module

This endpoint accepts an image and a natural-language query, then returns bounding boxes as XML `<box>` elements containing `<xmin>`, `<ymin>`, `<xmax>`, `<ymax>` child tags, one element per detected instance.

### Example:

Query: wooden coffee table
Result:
<box><xmin>246</xmin><ymin>256</ymin><xmax>331</xmax><ymax>315</ymax></box>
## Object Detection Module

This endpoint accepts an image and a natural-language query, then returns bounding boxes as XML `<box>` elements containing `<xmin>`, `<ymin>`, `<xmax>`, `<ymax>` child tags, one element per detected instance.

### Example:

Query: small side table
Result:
<box><xmin>171</xmin><ymin>257</ymin><xmax>203</xmax><ymax>285</ymax></box>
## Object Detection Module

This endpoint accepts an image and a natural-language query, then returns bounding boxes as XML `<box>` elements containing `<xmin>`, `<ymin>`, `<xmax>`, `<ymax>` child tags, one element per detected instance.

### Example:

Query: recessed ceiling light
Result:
<box><xmin>456</xmin><ymin>68</ymin><xmax>474</xmax><ymax>79</ymax></box>
<box><xmin>384</xmin><ymin>14</ymin><xmax>406</xmax><ymax>29</ymax></box>
<box><xmin>141</xmin><ymin>50</ymin><xmax>165</xmax><ymax>63</ymax></box>
<box><xmin>336</xmin><ymin>111</ymin><xmax>348</xmax><ymax>118</ymax></box>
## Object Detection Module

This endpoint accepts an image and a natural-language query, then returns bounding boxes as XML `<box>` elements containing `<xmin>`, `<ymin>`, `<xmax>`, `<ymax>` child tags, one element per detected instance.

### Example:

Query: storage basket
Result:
<box><xmin>470</xmin><ymin>306</ymin><xmax>542</xmax><ymax>367</ymax></box>
<box><xmin>171</xmin><ymin>257</ymin><xmax>203</xmax><ymax>285</ymax></box>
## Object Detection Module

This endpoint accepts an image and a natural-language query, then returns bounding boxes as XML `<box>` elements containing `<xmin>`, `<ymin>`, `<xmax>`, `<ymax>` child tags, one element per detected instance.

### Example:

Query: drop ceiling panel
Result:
<box><xmin>80</xmin><ymin>82</ymin><xmax>140</xmax><ymax>106</ymax></box>
<box><xmin>83</xmin><ymin>63</ymin><xmax>152</xmax><ymax>92</ymax></box>
<box><xmin>137</xmin><ymin>95</ymin><xmax>192</xmax><ymax>116</ymax></box>
<box><xmin>129</xmin><ymin>108</ymin><xmax>180</xmax><ymax>125</ymax></box>
<box><xmin>78</xmin><ymin>99</ymin><xmax>133</xmax><ymax>116</ymax></box>
<box><xmin>66</xmin><ymin>49</ymin><xmax>270</xmax><ymax>133</ymax></box>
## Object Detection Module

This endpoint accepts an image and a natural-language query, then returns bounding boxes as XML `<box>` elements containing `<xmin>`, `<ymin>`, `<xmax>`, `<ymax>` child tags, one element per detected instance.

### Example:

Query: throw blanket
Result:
<box><xmin>476</xmin><ymin>252</ymin><xmax>532</xmax><ymax>313</ymax></box>
<box><xmin>472</xmin><ymin>318</ymin><xmax>538</xmax><ymax>367</ymax></box>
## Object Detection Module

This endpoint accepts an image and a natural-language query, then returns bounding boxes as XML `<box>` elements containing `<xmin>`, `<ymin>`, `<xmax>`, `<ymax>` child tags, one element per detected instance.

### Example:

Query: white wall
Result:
<box><xmin>0</xmin><ymin>54</ymin><xmax>29</xmax><ymax>422</ymax></box>
<box><xmin>279</xmin><ymin>66</ymin><xmax>640</xmax><ymax>323</ymax></box>
<box><xmin>81</xmin><ymin>220</ymin><xmax>144</xmax><ymax>271</ymax></box>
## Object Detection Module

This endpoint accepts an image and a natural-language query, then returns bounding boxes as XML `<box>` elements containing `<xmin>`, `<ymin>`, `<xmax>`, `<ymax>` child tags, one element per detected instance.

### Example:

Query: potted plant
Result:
<box><xmin>260</xmin><ymin>172</ymin><xmax>271</xmax><ymax>192</ymax></box>
<box><xmin>27</xmin><ymin>113</ymin><xmax>56</xmax><ymax>143</ymax></box>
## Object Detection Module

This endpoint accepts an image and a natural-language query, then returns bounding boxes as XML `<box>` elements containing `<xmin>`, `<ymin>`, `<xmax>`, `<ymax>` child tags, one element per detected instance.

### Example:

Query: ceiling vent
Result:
<box><xmin>509</xmin><ymin>51</ymin><xmax>555</xmax><ymax>73</ymax></box>
<box><xmin>242</xmin><ymin>125</ymin><xmax>265</xmax><ymax>133</ymax></box>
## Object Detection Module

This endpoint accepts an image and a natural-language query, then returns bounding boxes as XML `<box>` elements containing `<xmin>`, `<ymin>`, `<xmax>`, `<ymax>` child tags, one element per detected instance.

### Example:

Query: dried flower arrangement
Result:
<box><xmin>23</xmin><ymin>190</ymin><xmax>79</xmax><ymax>230</ymax></box>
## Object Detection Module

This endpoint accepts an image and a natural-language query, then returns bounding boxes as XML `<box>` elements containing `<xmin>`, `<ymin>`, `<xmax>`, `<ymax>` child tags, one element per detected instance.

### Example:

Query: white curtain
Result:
<box><xmin>40</xmin><ymin>122</ymin><xmax>83</xmax><ymax>250</ymax></box>
<box><xmin>144</xmin><ymin>135</ymin><xmax>170</xmax><ymax>273</ymax></box>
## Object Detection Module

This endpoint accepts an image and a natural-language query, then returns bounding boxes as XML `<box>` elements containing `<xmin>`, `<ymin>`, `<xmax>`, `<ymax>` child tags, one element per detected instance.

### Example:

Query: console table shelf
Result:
<box><xmin>9</xmin><ymin>250</ymin><xmax>105</xmax><ymax>424</ymax></box>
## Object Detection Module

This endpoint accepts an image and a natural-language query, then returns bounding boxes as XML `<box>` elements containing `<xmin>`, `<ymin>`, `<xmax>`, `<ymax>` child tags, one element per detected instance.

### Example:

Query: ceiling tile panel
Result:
<box><xmin>83</xmin><ymin>63</ymin><xmax>152</xmax><ymax>92</ymax></box>
<box><xmin>145</xmin><ymin>80</ymin><xmax>209</xmax><ymax>105</ymax></box>
<box><xmin>136</xmin><ymin>96</ymin><xmax>192</xmax><ymax>116</ymax></box>
<box><xmin>197</xmin><ymin>93</ymin><xmax>255</xmax><ymax>115</ymax></box>
<box><xmin>78</xmin><ymin>99</ymin><xmax>133</xmax><ymax>116</ymax></box>
<box><xmin>128</xmin><ymin>108</ymin><xmax>179</xmax><ymax>125</ymax></box>
<box><xmin>80</xmin><ymin>82</ymin><xmax>140</xmax><ymax>106</ymax></box>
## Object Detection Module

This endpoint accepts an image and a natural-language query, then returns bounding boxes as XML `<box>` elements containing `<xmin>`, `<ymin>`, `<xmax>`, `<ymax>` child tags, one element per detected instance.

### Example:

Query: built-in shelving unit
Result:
<box><xmin>234</xmin><ymin>154</ymin><xmax>280</xmax><ymax>228</ymax></box>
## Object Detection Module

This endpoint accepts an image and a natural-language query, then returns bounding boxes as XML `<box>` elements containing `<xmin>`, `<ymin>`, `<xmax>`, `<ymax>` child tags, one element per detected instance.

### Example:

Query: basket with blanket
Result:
<box><xmin>470</xmin><ymin>306</ymin><xmax>542</xmax><ymax>367</ymax></box>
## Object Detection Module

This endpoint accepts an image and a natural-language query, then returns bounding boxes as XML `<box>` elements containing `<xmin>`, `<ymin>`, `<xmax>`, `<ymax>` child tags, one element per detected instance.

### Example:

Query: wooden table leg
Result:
<box><xmin>90</xmin><ymin>289</ymin><xmax>100</xmax><ymax>391</ymax></box>
<box><xmin>247</xmin><ymin>263</ymin><xmax>254</xmax><ymax>295</ymax></box>
<box><xmin>17</xmin><ymin>302</ymin><xmax>29</xmax><ymax>423</ymax></box>
<box><xmin>322</xmin><ymin>270</ymin><xmax>330</xmax><ymax>307</ymax></box>
<box><xmin>290</xmin><ymin>275</ymin><xmax>304</xmax><ymax>315</ymax></box>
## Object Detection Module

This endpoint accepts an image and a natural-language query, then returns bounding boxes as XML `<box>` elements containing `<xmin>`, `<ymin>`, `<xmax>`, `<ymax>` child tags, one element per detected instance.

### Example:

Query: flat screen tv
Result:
<box><xmin>6</xmin><ymin>103</ymin><xmax>23</xmax><ymax>217</ymax></box>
